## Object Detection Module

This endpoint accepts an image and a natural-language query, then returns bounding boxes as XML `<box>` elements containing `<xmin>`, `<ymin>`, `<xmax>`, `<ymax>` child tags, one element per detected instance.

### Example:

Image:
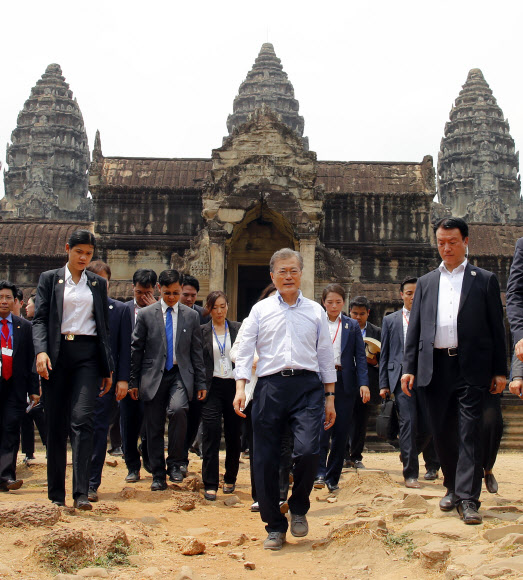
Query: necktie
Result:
<box><xmin>1</xmin><ymin>319</ymin><xmax>13</xmax><ymax>380</ymax></box>
<box><xmin>165</xmin><ymin>307</ymin><xmax>173</xmax><ymax>371</ymax></box>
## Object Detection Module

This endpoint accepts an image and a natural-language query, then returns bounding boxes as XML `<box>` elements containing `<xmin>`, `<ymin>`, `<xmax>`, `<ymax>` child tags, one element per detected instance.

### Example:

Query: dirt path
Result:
<box><xmin>1</xmin><ymin>450</ymin><xmax>522</xmax><ymax>579</ymax></box>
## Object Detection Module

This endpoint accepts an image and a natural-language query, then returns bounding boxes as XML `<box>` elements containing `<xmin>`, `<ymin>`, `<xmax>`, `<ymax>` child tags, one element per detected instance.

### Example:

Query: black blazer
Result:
<box><xmin>0</xmin><ymin>315</ymin><xmax>39</xmax><ymax>405</ymax></box>
<box><xmin>339</xmin><ymin>314</ymin><xmax>369</xmax><ymax>394</ymax></box>
<box><xmin>201</xmin><ymin>319</ymin><xmax>241</xmax><ymax>389</ymax></box>
<box><xmin>32</xmin><ymin>266</ymin><xmax>114</xmax><ymax>377</ymax></box>
<box><xmin>194</xmin><ymin>304</ymin><xmax>211</xmax><ymax>325</ymax></box>
<box><xmin>507</xmin><ymin>237</ymin><xmax>523</xmax><ymax>344</ymax></box>
<box><xmin>403</xmin><ymin>263</ymin><xmax>507</xmax><ymax>387</ymax></box>
<box><xmin>108</xmin><ymin>298</ymin><xmax>131</xmax><ymax>383</ymax></box>
<box><xmin>380</xmin><ymin>309</ymin><xmax>410</xmax><ymax>393</ymax></box>
<box><xmin>364</xmin><ymin>321</ymin><xmax>381</xmax><ymax>404</ymax></box>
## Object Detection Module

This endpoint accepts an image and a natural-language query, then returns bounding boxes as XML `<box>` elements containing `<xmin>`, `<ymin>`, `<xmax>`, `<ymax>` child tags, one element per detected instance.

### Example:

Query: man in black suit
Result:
<box><xmin>507</xmin><ymin>237</ymin><xmax>523</xmax><ymax>364</ymax></box>
<box><xmin>180</xmin><ymin>274</ymin><xmax>210</xmax><ymax>473</ymax></box>
<box><xmin>379</xmin><ymin>276</ymin><xmax>439</xmax><ymax>488</ymax></box>
<box><xmin>346</xmin><ymin>296</ymin><xmax>381</xmax><ymax>469</ymax></box>
<box><xmin>402</xmin><ymin>217</ymin><xmax>506</xmax><ymax>524</ymax></box>
<box><xmin>0</xmin><ymin>280</ymin><xmax>39</xmax><ymax>491</ymax></box>
<box><xmin>86</xmin><ymin>261</ymin><xmax>131</xmax><ymax>501</ymax></box>
<box><xmin>120</xmin><ymin>268</ymin><xmax>157</xmax><ymax>483</ymax></box>
<box><xmin>129</xmin><ymin>269</ymin><xmax>207</xmax><ymax>490</ymax></box>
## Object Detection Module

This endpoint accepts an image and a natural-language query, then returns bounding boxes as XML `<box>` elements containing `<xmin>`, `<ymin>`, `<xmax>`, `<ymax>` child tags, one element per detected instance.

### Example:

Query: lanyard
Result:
<box><xmin>212</xmin><ymin>321</ymin><xmax>228</xmax><ymax>359</ymax></box>
<box><xmin>331</xmin><ymin>317</ymin><xmax>341</xmax><ymax>344</ymax></box>
<box><xmin>403</xmin><ymin>311</ymin><xmax>410</xmax><ymax>326</ymax></box>
<box><xmin>1</xmin><ymin>321</ymin><xmax>12</xmax><ymax>347</ymax></box>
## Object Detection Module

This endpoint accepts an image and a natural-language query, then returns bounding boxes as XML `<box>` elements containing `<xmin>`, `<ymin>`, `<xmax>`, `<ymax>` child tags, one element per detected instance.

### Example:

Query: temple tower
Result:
<box><xmin>3</xmin><ymin>64</ymin><xmax>92</xmax><ymax>220</ymax></box>
<box><xmin>227</xmin><ymin>43</ymin><xmax>309</xmax><ymax>149</ymax></box>
<box><xmin>437</xmin><ymin>68</ymin><xmax>521</xmax><ymax>223</ymax></box>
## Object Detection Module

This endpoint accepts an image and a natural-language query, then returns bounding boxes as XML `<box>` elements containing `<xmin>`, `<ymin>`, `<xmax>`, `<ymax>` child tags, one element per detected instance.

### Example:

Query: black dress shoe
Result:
<box><xmin>87</xmin><ymin>488</ymin><xmax>98</xmax><ymax>502</ymax></box>
<box><xmin>180</xmin><ymin>464</ymin><xmax>188</xmax><ymax>478</ymax></box>
<box><xmin>314</xmin><ymin>477</ymin><xmax>326</xmax><ymax>489</ymax></box>
<box><xmin>424</xmin><ymin>469</ymin><xmax>439</xmax><ymax>481</ymax></box>
<box><xmin>51</xmin><ymin>500</ymin><xmax>65</xmax><ymax>507</ymax></box>
<box><xmin>404</xmin><ymin>478</ymin><xmax>421</xmax><ymax>489</ymax></box>
<box><xmin>326</xmin><ymin>481</ymin><xmax>339</xmax><ymax>492</ymax></box>
<box><xmin>73</xmin><ymin>495</ymin><xmax>93</xmax><ymax>511</ymax></box>
<box><xmin>3</xmin><ymin>479</ymin><xmax>23</xmax><ymax>491</ymax></box>
<box><xmin>151</xmin><ymin>478</ymin><xmax>167</xmax><ymax>491</ymax></box>
<box><xmin>108</xmin><ymin>446</ymin><xmax>123</xmax><ymax>457</ymax></box>
<box><xmin>457</xmin><ymin>500</ymin><xmax>482</xmax><ymax>524</ymax></box>
<box><xmin>439</xmin><ymin>492</ymin><xmax>459</xmax><ymax>512</ymax></box>
<box><xmin>125</xmin><ymin>470</ymin><xmax>140</xmax><ymax>483</ymax></box>
<box><xmin>485</xmin><ymin>473</ymin><xmax>498</xmax><ymax>494</ymax></box>
<box><xmin>169</xmin><ymin>467</ymin><xmax>183</xmax><ymax>483</ymax></box>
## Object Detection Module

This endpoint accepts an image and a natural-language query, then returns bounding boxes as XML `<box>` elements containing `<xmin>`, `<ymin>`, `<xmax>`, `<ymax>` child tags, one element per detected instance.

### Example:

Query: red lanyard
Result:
<box><xmin>332</xmin><ymin>317</ymin><xmax>341</xmax><ymax>344</ymax></box>
<box><xmin>403</xmin><ymin>311</ymin><xmax>410</xmax><ymax>326</ymax></box>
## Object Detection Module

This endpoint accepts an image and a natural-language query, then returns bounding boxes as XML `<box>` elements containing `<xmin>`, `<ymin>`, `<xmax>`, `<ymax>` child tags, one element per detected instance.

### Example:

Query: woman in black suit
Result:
<box><xmin>33</xmin><ymin>230</ymin><xmax>113</xmax><ymax>509</ymax></box>
<box><xmin>200</xmin><ymin>291</ymin><xmax>241</xmax><ymax>500</ymax></box>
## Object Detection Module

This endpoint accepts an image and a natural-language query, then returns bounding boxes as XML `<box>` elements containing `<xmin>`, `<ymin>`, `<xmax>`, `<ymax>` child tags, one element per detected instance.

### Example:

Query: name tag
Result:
<box><xmin>2</xmin><ymin>348</ymin><xmax>13</xmax><ymax>357</ymax></box>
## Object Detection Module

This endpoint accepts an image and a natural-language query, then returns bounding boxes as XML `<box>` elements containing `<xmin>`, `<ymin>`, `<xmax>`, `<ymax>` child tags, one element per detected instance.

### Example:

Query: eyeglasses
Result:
<box><xmin>275</xmin><ymin>269</ymin><xmax>301</xmax><ymax>277</ymax></box>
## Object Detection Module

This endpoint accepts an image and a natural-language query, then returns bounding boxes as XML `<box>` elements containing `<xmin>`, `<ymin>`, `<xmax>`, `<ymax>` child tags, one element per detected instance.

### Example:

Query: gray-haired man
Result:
<box><xmin>233</xmin><ymin>248</ymin><xmax>336</xmax><ymax>550</ymax></box>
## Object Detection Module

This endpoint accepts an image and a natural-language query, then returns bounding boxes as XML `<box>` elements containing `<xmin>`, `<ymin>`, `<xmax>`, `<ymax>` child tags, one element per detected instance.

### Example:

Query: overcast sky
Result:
<box><xmin>1</xmin><ymin>0</ymin><xmax>522</xmax><ymax>199</ymax></box>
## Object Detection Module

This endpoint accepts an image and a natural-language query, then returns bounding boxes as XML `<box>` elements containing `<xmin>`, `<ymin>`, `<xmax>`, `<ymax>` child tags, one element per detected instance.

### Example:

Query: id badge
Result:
<box><xmin>1</xmin><ymin>347</ymin><xmax>13</xmax><ymax>357</ymax></box>
<box><xmin>220</xmin><ymin>356</ymin><xmax>230</xmax><ymax>377</ymax></box>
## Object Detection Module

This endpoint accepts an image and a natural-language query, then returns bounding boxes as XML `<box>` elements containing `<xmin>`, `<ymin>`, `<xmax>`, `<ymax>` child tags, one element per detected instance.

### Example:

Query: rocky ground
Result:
<box><xmin>0</xmin><ymin>450</ymin><xmax>523</xmax><ymax>580</ymax></box>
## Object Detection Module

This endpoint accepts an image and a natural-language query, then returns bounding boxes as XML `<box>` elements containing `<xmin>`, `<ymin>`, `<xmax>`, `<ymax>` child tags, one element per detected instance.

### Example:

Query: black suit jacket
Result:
<box><xmin>32</xmin><ymin>266</ymin><xmax>114</xmax><ymax>377</ymax></box>
<box><xmin>403</xmin><ymin>262</ymin><xmax>507</xmax><ymax>387</ymax></box>
<box><xmin>108</xmin><ymin>298</ymin><xmax>132</xmax><ymax>383</ymax></box>
<box><xmin>364</xmin><ymin>321</ymin><xmax>381</xmax><ymax>403</ymax></box>
<box><xmin>0</xmin><ymin>315</ymin><xmax>39</xmax><ymax>406</ymax></box>
<box><xmin>339</xmin><ymin>314</ymin><xmax>369</xmax><ymax>394</ymax></box>
<box><xmin>379</xmin><ymin>309</ymin><xmax>407</xmax><ymax>393</ymax></box>
<box><xmin>201</xmin><ymin>319</ymin><xmax>241</xmax><ymax>389</ymax></box>
<box><xmin>194</xmin><ymin>304</ymin><xmax>211</xmax><ymax>325</ymax></box>
<box><xmin>507</xmin><ymin>237</ymin><xmax>523</xmax><ymax>344</ymax></box>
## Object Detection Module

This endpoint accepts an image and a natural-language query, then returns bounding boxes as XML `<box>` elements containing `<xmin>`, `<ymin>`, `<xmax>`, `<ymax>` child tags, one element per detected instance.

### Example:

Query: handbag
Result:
<box><xmin>375</xmin><ymin>396</ymin><xmax>399</xmax><ymax>440</ymax></box>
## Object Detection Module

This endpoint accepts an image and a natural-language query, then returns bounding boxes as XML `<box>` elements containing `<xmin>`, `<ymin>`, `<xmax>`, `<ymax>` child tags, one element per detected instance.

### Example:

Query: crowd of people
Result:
<box><xmin>1</xmin><ymin>217</ymin><xmax>523</xmax><ymax>551</ymax></box>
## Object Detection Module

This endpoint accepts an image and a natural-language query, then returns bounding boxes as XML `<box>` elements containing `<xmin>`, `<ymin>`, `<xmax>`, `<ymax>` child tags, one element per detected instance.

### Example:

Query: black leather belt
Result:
<box><xmin>274</xmin><ymin>369</ymin><xmax>316</xmax><ymax>377</ymax></box>
<box><xmin>435</xmin><ymin>347</ymin><xmax>458</xmax><ymax>357</ymax></box>
<box><xmin>61</xmin><ymin>334</ymin><xmax>97</xmax><ymax>342</ymax></box>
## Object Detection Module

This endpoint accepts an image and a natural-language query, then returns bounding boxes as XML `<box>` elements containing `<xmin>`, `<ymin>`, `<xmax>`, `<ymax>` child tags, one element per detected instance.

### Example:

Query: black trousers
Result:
<box><xmin>394</xmin><ymin>384</ymin><xmax>440</xmax><ymax>479</ymax></box>
<box><xmin>318</xmin><ymin>371</ymin><xmax>357</xmax><ymax>485</ymax></box>
<box><xmin>347</xmin><ymin>394</ymin><xmax>371</xmax><ymax>462</ymax></box>
<box><xmin>144</xmin><ymin>366</ymin><xmax>188</xmax><ymax>480</ymax></box>
<box><xmin>21</xmin><ymin>402</ymin><xmax>47</xmax><ymax>456</ymax></box>
<box><xmin>423</xmin><ymin>351</ymin><xmax>485</xmax><ymax>505</ymax></box>
<box><xmin>119</xmin><ymin>395</ymin><xmax>148</xmax><ymax>472</ymax></box>
<box><xmin>182</xmin><ymin>396</ymin><xmax>203</xmax><ymax>465</ymax></box>
<box><xmin>42</xmin><ymin>339</ymin><xmax>100</xmax><ymax>502</ymax></box>
<box><xmin>108</xmin><ymin>402</ymin><xmax>121</xmax><ymax>450</ymax></box>
<box><xmin>89</xmin><ymin>382</ymin><xmax>116</xmax><ymax>491</ymax></box>
<box><xmin>201</xmin><ymin>377</ymin><xmax>242</xmax><ymax>491</ymax></box>
<box><xmin>0</xmin><ymin>379</ymin><xmax>25</xmax><ymax>482</ymax></box>
<box><xmin>482</xmin><ymin>391</ymin><xmax>503</xmax><ymax>472</ymax></box>
<box><xmin>252</xmin><ymin>372</ymin><xmax>324</xmax><ymax>534</ymax></box>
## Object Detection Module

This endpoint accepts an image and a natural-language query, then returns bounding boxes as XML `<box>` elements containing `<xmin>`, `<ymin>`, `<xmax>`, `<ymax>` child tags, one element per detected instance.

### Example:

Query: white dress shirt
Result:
<box><xmin>61</xmin><ymin>265</ymin><xmax>96</xmax><ymax>335</ymax></box>
<box><xmin>234</xmin><ymin>291</ymin><xmax>336</xmax><ymax>384</ymax></box>
<box><xmin>229</xmin><ymin>323</ymin><xmax>258</xmax><ymax>406</ymax></box>
<box><xmin>402</xmin><ymin>307</ymin><xmax>410</xmax><ymax>350</ymax></box>
<box><xmin>161</xmin><ymin>299</ymin><xmax>178</xmax><ymax>365</ymax></box>
<box><xmin>212</xmin><ymin>332</ymin><xmax>233</xmax><ymax>378</ymax></box>
<box><xmin>434</xmin><ymin>258</ymin><xmax>467</xmax><ymax>349</ymax></box>
<box><xmin>328</xmin><ymin>315</ymin><xmax>342</xmax><ymax>366</ymax></box>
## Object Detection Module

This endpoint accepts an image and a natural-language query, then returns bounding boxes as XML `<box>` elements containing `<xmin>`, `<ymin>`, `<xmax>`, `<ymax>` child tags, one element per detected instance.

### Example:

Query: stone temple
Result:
<box><xmin>1</xmin><ymin>44</ymin><xmax>522</xmax><ymax>329</ymax></box>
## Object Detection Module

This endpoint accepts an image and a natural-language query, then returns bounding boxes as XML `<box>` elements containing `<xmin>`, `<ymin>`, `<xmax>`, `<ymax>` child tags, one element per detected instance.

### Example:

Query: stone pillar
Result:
<box><xmin>299</xmin><ymin>237</ymin><xmax>316</xmax><ymax>299</ymax></box>
<box><xmin>209</xmin><ymin>239</ymin><xmax>226</xmax><ymax>292</ymax></box>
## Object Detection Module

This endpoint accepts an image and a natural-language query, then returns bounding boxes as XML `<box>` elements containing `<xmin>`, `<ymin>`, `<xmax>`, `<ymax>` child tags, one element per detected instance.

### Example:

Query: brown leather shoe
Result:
<box><xmin>404</xmin><ymin>478</ymin><xmax>421</xmax><ymax>489</ymax></box>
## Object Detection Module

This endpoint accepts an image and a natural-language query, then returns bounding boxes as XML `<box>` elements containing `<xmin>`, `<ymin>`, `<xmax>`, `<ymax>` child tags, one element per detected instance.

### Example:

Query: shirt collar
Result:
<box><xmin>402</xmin><ymin>306</ymin><xmax>410</xmax><ymax>315</ymax></box>
<box><xmin>328</xmin><ymin>313</ymin><xmax>342</xmax><ymax>324</ymax></box>
<box><xmin>439</xmin><ymin>258</ymin><xmax>468</xmax><ymax>275</ymax></box>
<box><xmin>276</xmin><ymin>290</ymin><xmax>303</xmax><ymax>308</ymax></box>
<box><xmin>1</xmin><ymin>313</ymin><xmax>13</xmax><ymax>323</ymax></box>
<box><xmin>161</xmin><ymin>299</ymin><xmax>179</xmax><ymax>314</ymax></box>
<box><xmin>65</xmin><ymin>264</ymin><xmax>87</xmax><ymax>285</ymax></box>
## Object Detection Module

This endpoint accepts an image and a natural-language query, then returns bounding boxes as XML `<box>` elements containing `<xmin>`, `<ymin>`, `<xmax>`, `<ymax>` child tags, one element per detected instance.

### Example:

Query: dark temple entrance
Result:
<box><xmin>236</xmin><ymin>265</ymin><xmax>272</xmax><ymax>321</ymax></box>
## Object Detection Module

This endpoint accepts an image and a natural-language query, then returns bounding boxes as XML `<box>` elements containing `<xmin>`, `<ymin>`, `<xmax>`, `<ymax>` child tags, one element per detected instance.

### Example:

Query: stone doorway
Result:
<box><xmin>236</xmin><ymin>265</ymin><xmax>272</xmax><ymax>321</ymax></box>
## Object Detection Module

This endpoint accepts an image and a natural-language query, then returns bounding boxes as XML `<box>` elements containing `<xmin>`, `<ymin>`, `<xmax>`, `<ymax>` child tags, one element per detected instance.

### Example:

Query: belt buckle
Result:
<box><xmin>281</xmin><ymin>369</ymin><xmax>293</xmax><ymax>377</ymax></box>
<box><xmin>448</xmin><ymin>347</ymin><xmax>457</xmax><ymax>357</ymax></box>
<box><xmin>65</xmin><ymin>334</ymin><xmax>75</xmax><ymax>341</ymax></box>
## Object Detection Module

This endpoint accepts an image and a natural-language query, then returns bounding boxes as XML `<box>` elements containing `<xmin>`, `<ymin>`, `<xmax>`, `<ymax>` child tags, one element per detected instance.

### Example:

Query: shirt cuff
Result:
<box><xmin>233</xmin><ymin>367</ymin><xmax>251</xmax><ymax>383</ymax></box>
<box><xmin>320</xmin><ymin>371</ymin><xmax>337</xmax><ymax>384</ymax></box>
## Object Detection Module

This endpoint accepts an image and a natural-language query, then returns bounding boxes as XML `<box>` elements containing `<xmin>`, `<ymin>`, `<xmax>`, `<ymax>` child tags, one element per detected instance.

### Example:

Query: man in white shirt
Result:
<box><xmin>233</xmin><ymin>248</ymin><xmax>336</xmax><ymax>550</ymax></box>
<box><xmin>402</xmin><ymin>217</ymin><xmax>506</xmax><ymax>525</ymax></box>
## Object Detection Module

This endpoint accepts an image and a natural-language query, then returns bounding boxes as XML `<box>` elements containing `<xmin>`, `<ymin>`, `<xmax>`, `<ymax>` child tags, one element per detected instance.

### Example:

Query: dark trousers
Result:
<box><xmin>424</xmin><ymin>351</ymin><xmax>484</xmax><ymax>505</ymax></box>
<box><xmin>482</xmin><ymin>391</ymin><xmax>503</xmax><ymax>472</ymax></box>
<box><xmin>144</xmin><ymin>366</ymin><xmax>189</xmax><ymax>479</ymax></box>
<box><xmin>318</xmin><ymin>371</ymin><xmax>356</xmax><ymax>486</ymax></box>
<box><xmin>21</xmin><ymin>403</ymin><xmax>47</xmax><ymax>456</ymax></box>
<box><xmin>42</xmin><ymin>340</ymin><xmax>100</xmax><ymax>502</ymax></box>
<box><xmin>0</xmin><ymin>379</ymin><xmax>25</xmax><ymax>482</ymax></box>
<box><xmin>182</xmin><ymin>396</ymin><xmax>203</xmax><ymax>465</ymax></box>
<box><xmin>252</xmin><ymin>372</ymin><xmax>324</xmax><ymax>534</ymax></box>
<box><xmin>120</xmin><ymin>395</ymin><xmax>148</xmax><ymax>472</ymax></box>
<box><xmin>394</xmin><ymin>384</ymin><xmax>440</xmax><ymax>479</ymax></box>
<box><xmin>347</xmin><ymin>394</ymin><xmax>371</xmax><ymax>462</ymax></box>
<box><xmin>201</xmin><ymin>377</ymin><xmax>242</xmax><ymax>491</ymax></box>
<box><xmin>109</xmin><ymin>403</ymin><xmax>121</xmax><ymax>450</ymax></box>
<box><xmin>89</xmin><ymin>383</ymin><xmax>116</xmax><ymax>491</ymax></box>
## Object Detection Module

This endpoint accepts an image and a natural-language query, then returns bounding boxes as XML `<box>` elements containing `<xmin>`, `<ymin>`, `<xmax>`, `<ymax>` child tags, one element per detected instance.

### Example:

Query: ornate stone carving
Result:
<box><xmin>437</xmin><ymin>68</ymin><xmax>522</xmax><ymax>223</ymax></box>
<box><xmin>2</xmin><ymin>64</ymin><xmax>92</xmax><ymax>220</ymax></box>
<box><xmin>227</xmin><ymin>43</ymin><xmax>309</xmax><ymax>150</ymax></box>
